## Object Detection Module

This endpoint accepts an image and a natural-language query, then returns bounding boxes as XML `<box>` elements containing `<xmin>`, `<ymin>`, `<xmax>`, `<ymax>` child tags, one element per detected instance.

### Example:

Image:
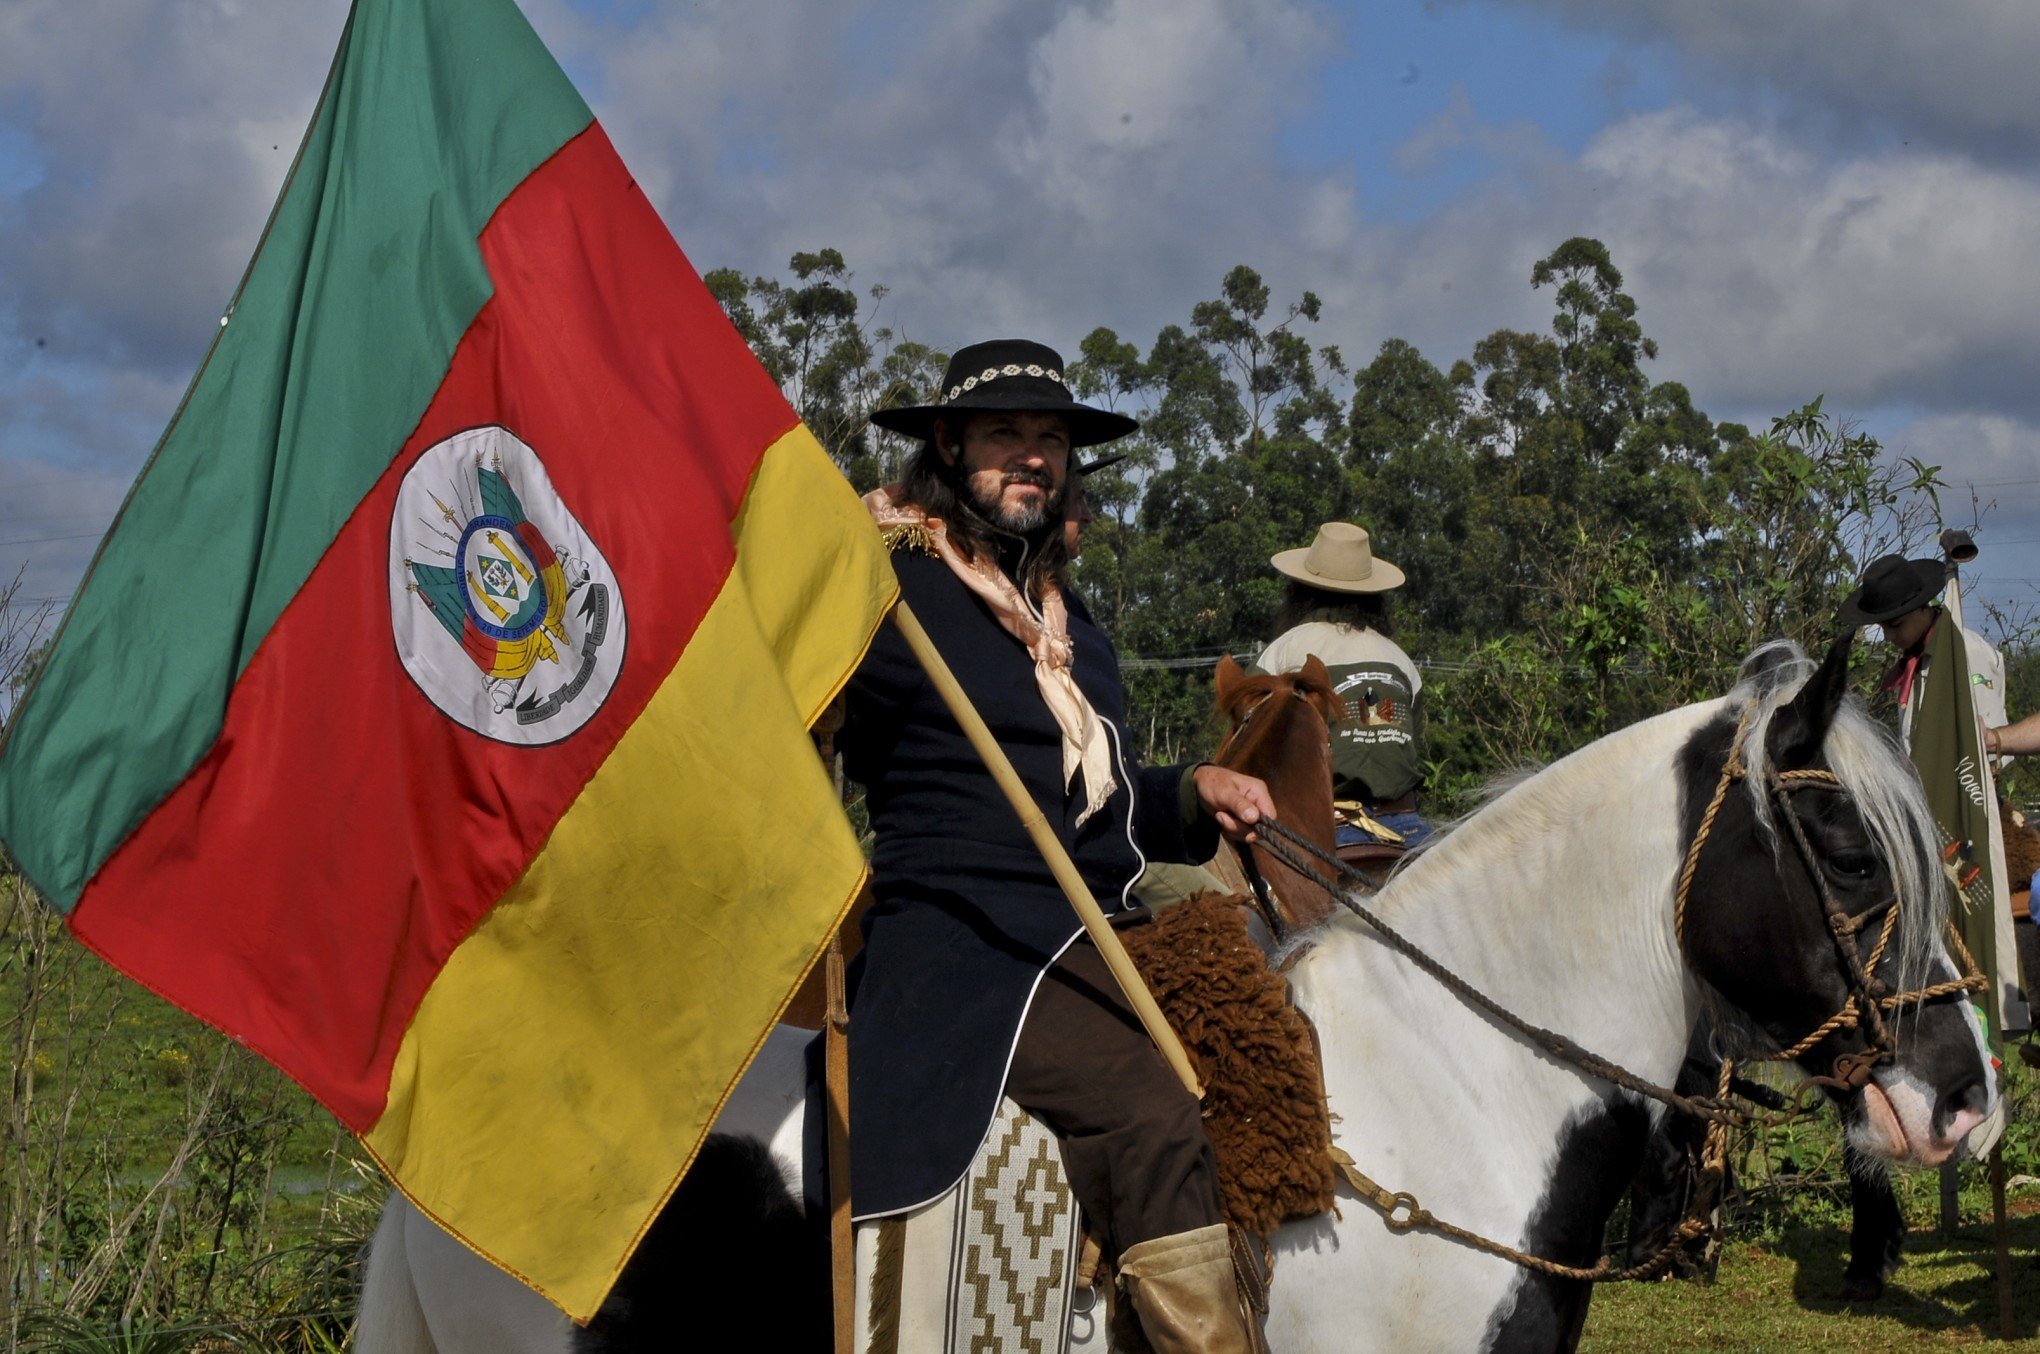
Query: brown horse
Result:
<box><xmin>1210</xmin><ymin>653</ymin><xmax>1361</xmax><ymax>931</ymax></box>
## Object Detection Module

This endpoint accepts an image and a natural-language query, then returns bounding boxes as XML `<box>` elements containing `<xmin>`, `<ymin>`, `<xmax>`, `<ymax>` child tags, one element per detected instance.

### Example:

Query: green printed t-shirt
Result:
<box><xmin>1254</xmin><ymin>621</ymin><xmax>1426</xmax><ymax>804</ymax></box>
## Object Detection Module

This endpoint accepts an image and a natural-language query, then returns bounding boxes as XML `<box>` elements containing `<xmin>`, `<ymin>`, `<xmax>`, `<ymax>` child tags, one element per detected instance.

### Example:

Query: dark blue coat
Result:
<box><xmin>841</xmin><ymin>546</ymin><xmax>1215</xmax><ymax>1218</ymax></box>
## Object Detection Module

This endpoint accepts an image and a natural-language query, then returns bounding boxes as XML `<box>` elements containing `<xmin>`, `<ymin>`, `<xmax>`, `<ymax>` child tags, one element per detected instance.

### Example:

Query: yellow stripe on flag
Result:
<box><xmin>363</xmin><ymin>425</ymin><xmax>894</xmax><ymax>1317</ymax></box>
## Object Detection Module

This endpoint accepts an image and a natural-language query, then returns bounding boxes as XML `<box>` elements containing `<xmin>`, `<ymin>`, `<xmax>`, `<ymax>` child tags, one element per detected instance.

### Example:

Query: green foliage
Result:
<box><xmin>721</xmin><ymin>238</ymin><xmax>1958</xmax><ymax>783</ymax></box>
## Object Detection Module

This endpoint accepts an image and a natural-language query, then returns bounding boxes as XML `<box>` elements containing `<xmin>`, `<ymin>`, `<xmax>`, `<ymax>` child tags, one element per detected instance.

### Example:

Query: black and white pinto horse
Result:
<box><xmin>357</xmin><ymin>640</ymin><xmax>1996</xmax><ymax>1353</ymax></box>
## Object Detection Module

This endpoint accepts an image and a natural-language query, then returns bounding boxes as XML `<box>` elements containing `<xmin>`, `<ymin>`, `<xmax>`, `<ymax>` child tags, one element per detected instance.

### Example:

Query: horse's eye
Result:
<box><xmin>1825</xmin><ymin>849</ymin><xmax>1877</xmax><ymax>882</ymax></box>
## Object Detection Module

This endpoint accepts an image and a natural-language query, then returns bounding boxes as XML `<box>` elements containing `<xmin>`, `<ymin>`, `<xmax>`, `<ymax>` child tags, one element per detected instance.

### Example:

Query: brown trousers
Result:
<box><xmin>1006</xmin><ymin>939</ymin><xmax>1224</xmax><ymax>1256</ymax></box>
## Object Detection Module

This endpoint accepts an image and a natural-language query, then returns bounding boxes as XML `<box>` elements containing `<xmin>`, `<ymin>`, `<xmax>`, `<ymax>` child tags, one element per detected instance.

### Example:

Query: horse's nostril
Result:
<box><xmin>1938</xmin><ymin>1076</ymin><xmax>1990</xmax><ymax>1133</ymax></box>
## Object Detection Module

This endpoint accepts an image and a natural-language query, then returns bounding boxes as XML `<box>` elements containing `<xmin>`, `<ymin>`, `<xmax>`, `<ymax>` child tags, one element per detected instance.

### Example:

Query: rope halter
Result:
<box><xmin>1671</xmin><ymin>718</ymin><xmax>1989</xmax><ymax>1090</ymax></box>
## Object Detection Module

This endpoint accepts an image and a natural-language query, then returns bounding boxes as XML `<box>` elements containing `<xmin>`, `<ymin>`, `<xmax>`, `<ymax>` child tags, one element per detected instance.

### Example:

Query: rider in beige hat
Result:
<box><xmin>1256</xmin><ymin>522</ymin><xmax>1433</xmax><ymax>848</ymax></box>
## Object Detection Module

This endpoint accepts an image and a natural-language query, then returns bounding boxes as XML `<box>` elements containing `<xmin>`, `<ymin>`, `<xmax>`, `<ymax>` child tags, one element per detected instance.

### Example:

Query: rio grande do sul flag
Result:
<box><xmin>0</xmin><ymin>0</ymin><xmax>894</xmax><ymax>1319</ymax></box>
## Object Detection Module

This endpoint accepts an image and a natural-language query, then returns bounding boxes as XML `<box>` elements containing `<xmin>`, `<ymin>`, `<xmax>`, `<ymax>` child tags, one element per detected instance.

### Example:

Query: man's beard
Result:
<box><xmin>970</xmin><ymin>470</ymin><xmax>1065</xmax><ymax>535</ymax></box>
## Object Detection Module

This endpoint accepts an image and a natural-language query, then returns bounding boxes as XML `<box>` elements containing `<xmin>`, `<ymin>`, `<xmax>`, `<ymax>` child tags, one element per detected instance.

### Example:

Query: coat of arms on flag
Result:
<box><xmin>391</xmin><ymin>425</ymin><xmax>626</xmax><ymax>743</ymax></box>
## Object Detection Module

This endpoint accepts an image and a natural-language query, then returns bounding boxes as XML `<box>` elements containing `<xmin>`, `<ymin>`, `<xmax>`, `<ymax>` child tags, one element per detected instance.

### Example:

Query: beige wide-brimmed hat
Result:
<box><xmin>1270</xmin><ymin>522</ymin><xmax>1405</xmax><ymax>593</ymax></box>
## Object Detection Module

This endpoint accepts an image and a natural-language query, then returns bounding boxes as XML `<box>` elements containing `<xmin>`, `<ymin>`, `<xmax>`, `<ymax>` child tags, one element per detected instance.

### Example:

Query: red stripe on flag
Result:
<box><xmin>461</xmin><ymin>618</ymin><xmax>499</xmax><ymax>672</ymax></box>
<box><xmin>516</xmin><ymin>520</ymin><xmax>556</xmax><ymax>568</ymax></box>
<box><xmin>70</xmin><ymin>124</ymin><xmax>797</xmax><ymax>1129</ymax></box>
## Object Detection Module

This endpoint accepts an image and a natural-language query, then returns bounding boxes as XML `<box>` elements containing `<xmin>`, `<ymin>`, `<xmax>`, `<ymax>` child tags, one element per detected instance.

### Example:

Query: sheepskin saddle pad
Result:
<box><xmin>1119</xmin><ymin>889</ymin><xmax>1338</xmax><ymax>1241</ymax></box>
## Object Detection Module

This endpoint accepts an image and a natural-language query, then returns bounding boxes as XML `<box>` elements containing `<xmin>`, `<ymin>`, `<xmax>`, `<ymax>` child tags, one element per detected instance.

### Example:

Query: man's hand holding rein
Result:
<box><xmin>1191</xmin><ymin>764</ymin><xmax>1277</xmax><ymax>842</ymax></box>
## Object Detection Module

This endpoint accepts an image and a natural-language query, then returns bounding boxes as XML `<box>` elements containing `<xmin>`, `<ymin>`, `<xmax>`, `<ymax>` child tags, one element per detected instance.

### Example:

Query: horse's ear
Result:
<box><xmin>1297</xmin><ymin>654</ymin><xmax>1344</xmax><ymax>723</ymax></box>
<box><xmin>1770</xmin><ymin>630</ymin><xmax>1856</xmax><ymax>770</ymax></box>
<box><xmin>1215</xmin><ymin>654</ymin><xmax>1246</xmax><ymax>704</ymax></box>
<box><xmin>1301</xmin><ymin>655</ymin><xmax>1351</xmax><ymax>726</ymax></box>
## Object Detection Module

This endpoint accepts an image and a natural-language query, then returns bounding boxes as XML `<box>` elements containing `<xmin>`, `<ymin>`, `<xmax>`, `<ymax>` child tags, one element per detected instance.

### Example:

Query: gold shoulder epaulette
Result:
<box><xmin>880</xmin><ymin>522</ymin><xmax>937</xmax><ymax>557</ymax></box>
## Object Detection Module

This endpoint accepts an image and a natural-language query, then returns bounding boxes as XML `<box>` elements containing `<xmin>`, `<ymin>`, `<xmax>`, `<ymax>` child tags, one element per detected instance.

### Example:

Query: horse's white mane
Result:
<box><xmin>1342</xmin><ymin>639</ymin><xmax>1949</xmax><ymax>1011</ymax></box>
<box><xmin>1728</xmin><ymin>639</ymin><xmax>1951</xmax><ymax>996</ymax></box>
<box><xmin>1396</xmin><ymin>640</ymin><xmax>1948</xmax><ymax>995</ymax></box>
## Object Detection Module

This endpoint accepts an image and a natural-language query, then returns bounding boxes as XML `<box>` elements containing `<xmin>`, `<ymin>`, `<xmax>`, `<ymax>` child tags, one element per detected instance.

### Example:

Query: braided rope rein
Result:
<box><xmin>1245</xmin><ymin>721</ymin><xmax>1988</xmax><ymax>1284</ymax></box>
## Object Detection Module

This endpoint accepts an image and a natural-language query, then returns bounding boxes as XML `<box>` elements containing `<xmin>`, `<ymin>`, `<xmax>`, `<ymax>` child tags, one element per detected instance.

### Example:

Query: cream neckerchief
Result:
<box><xmin>864</xmin><ymin>485</ymin><xmax>1117</xmax><ymax>823</ymax></box>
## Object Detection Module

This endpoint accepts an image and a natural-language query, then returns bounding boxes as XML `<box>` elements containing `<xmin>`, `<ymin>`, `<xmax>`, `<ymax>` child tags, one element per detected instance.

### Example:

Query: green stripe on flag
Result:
<box><xmin>0</xmin><ymin>0</ymin><xmax>591</xmax><ymax>910</ymax></box>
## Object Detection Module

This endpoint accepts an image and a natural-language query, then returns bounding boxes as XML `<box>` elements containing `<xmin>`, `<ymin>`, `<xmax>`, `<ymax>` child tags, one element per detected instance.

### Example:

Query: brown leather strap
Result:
<box><xmin>826</xmin><ymin>934</ymin><xmax>854</xmax><ymax>1354</ymax></box>
<box><xmin>1231</xmin><ymin>1224</ymin><xmax>1275</xmax><ymax>1354</ymax></box>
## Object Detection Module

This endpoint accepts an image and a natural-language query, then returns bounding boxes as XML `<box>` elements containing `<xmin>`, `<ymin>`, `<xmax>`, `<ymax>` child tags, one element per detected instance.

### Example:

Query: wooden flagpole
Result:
<box><xmin>1941</xmin><ymin>529</ymin><xmax>2018</xmax><ymax>1337</ymax></box>
<box><xmin>889</xmin><ymin>600</ymin><xmax>1203</xmax><ymax>1099</ymax></box>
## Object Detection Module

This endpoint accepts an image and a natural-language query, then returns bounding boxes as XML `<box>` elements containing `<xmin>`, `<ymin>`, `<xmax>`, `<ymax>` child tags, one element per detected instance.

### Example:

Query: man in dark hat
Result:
<box><xmin>1843</xmin><ymin>554</ymin><xmax>2007</xmax><ymax>745</ymax></box>
<box><xmin>1062</xmin><ymin>451</ymin><xmax>1119</xmax><ymax>556</ymax></box>
<box><xmin>1845</xmin><ymin>551</ymin><xmax>2022</xmax><ymax>1025</ymax></box>
<box><xmin>842</xmin><ymin>339</ymin><xmax>1270</xmax><ymax>1349</ymax></box>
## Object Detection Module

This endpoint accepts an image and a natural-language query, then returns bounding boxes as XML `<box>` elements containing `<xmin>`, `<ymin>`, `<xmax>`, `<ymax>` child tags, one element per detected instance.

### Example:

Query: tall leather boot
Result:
<box><xmin>1115</xmin><ymin>1224</ymin><xmax>1256</xmax><ymax>1354</ymax></box>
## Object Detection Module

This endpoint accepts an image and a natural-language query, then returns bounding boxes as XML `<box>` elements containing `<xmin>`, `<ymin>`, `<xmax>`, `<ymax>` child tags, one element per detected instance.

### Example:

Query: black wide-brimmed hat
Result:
<box><xmin>1840</xmin><ymin>554</ymin><xmax>1947</xmax><ymax>627</ymax></box>
<box><xmin>868</xmin><ymin>339</ymin><xmax>1139</xmax><ymax>447</ymax></box>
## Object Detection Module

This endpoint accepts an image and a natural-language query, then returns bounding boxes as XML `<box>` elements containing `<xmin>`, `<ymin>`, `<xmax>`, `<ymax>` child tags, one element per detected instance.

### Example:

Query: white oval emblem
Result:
<box><xmin>388</xmin><ymin>426</ymin><xmax>628</xmax><ymax>745</ymax></box>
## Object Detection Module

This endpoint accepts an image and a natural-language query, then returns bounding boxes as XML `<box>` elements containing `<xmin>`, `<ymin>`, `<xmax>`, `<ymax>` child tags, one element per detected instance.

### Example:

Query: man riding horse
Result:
<box><xmin>1257</xmin><ymin>521</ymin><xmax>1434</xmax><ymax>849</ymax></box>
<box><xmin>842</xmin><ymin>339</ymin><xmax>1273</xmax><ymax>1351</ymax></box>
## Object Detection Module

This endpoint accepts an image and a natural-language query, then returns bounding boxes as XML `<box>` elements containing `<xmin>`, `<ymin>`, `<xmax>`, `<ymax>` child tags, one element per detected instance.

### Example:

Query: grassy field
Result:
<box><xmin>3</xmin><ymin>881</ymin><xmax>380</xmax><ymax>1349</ymax></box>
<box><xmin>1583</xmin><ymin>1210</ymin><xmax>2040</xmax><ymax>1351</ymax></box>
<box><xmin>1578</xmin><ymin>1058</ymin><xmax>2040</xmax><ymax>1351</ymax></box>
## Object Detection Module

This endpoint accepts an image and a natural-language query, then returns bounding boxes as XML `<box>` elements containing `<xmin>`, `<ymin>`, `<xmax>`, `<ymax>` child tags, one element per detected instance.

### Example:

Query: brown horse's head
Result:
<box><xmin>1213</xmin><ymin>655</ymin><xmax>1346</xmax><ymax>929</ymax></box>
<box><xmin>1215</xmin><ymin>654</ymin><xmax>1345</xmax><ymax>730</ymax></box>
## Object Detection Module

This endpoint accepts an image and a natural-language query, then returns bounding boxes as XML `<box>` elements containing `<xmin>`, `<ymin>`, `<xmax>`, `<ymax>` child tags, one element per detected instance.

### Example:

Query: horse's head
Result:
<box><xmin>1213</xmin><ymin>655</ymin><xmax>1347</xmax><ymax>928</ymax></box>
<box><xmin>1215</xmin><ymin>653</ymin><xmax>1347</xmax><ymax>732</ymax></box>
<box><xmin>1676</xmin><ymin>635</ymin><xmax>1996</xmax><ymax>1167</ymax></box>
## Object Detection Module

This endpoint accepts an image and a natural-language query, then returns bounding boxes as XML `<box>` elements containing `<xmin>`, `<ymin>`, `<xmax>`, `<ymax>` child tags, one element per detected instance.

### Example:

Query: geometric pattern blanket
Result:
<box><xmin>854</xmin><ymin>1098</ymin><xmax>1105</xmax><ymax>1352</ymax></box>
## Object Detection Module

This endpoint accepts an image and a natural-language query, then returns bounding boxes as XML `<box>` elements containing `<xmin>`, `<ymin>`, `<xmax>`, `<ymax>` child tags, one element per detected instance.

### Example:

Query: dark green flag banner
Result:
<box><xmin>1908</xmin><ymin>616</ymin><xmax>2007</xmax><ymax>1044</ymax></box>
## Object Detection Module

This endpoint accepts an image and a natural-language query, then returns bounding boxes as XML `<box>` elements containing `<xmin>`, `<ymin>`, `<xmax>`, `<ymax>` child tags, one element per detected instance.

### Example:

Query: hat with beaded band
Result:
<box><xmin>868</xmin><ymin>338</ymin><xmax>1139</xmax><ymax>448</ymax></box>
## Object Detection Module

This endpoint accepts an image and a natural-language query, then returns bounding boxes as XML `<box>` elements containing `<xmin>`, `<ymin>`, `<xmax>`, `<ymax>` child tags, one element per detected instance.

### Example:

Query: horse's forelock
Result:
<box><xmin>1295</xmin><ymin>668</ymin><xmax>1348</xmax><ymax>727</ymax></box>
<box><xmin>1728</xmin><ymin>641</ymin><xmax>1949</xmax><ymax>996</ymax></box>
<box><xmin>1219</xmin><ymin>666</ymin><xmax>1347</xmax><ymax>730</ymax></box>
<box><xmin>1216</xmin><ymin>671</ymin><xmax>1278</xmax><ymax>725</ymax></box>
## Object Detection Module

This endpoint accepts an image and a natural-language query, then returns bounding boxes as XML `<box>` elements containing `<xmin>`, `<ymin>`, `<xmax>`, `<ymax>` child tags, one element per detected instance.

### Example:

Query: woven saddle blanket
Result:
<box><xmin>854</xmin><ymin>1097</ymin><xmax>1105</xmax><ymax>1353</ymax></box>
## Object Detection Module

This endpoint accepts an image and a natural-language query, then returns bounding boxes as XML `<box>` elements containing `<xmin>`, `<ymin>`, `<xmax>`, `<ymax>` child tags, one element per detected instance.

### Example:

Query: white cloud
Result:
<box><xmin>1270</xmin><ymin>102</ymin><xmax>2040</xmax><ymax>429</ymax></box>
<box><xmin>1473</xmin><ymin>0</ymin><xmax>2040</xmax><ymax>158</ymax></box>
<box><xmin>0</xmin><ymin>0</ymin><xmax>343</xmax><ymax>371</ymax></box>
<box><xmin>0</xmin><ymin>359</ymin><xmax>180</xmax><ymax>603</ymax></box>
<box><xmin>1566</xmin><ymin>108</ymin><xmax>2040</xmax><ymax>417</ymax></box>
<box><xmin>1873</xmin><ymin>410</ymin><xmax>2040</xmax><ymax>632</ymax></box>
<box><xmin>1887</xmin><ymin>411</ymin><xmax>2040</xmax><ymax>512</ymax></box>
<box><xmin>568</xmin><ymin>0</ymin><xmax>1345</xmax><ymax>357</ymax></box>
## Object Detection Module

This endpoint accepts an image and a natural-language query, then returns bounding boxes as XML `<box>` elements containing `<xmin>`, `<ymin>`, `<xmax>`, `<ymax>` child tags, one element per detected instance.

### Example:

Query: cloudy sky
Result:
<box><xmin>3</xmin><ymin>0</ymin><xmax>2038</xmax><ymax>644</ymax></box>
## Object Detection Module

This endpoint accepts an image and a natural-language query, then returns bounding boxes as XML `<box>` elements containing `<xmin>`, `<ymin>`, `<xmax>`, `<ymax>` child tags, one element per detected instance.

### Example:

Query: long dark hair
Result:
<box><xmin>902</xmin><ymin>437</ymin><xmax>1069</xmax><ymax>603</ymax></box>
<box><xmin>1275</xmin><ymin>579</ymin><xmax>1395</xmax><ymax>637</ymax></box>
